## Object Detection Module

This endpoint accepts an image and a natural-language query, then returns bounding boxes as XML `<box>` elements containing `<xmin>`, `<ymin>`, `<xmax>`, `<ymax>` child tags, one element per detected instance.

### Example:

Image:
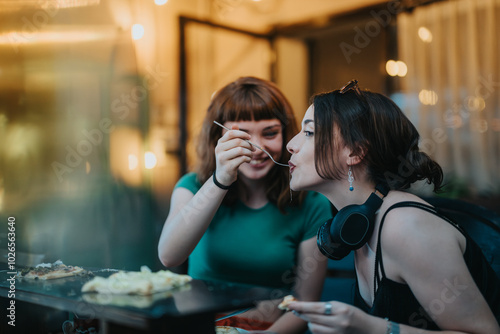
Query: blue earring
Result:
<box><xmin>348</xmin><ymin>166</ymin><xmax>354</xmax><ymax>191</ymax></box>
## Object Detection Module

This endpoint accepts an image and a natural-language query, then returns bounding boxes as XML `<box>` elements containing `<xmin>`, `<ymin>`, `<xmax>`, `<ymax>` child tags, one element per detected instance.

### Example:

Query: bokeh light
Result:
<box><xmin>386</xmin><ymin>60</ymin><xmax>408</xmax><ymax>77</ymax></box>
<box><xmin>131</xmin><ymin>24</ymin><xmax>145</xmax><ymax>40</ymax></box>
<box><xmin>418</xmin><ymin>27</ymin><xmax>433</xmax><ymax>43</ymax></box>
<box><xmin>418</xmin><ymin>89</ymin><xmax>439</xmax><ymax>105</ymax></box>
<box><xmin>145</xmin><ymin>151</ymin><xmax>157</xmax><ymax>169</ymax></box>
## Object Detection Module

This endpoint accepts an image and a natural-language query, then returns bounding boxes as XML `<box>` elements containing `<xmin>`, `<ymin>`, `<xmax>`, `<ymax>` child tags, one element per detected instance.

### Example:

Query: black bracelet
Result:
<box><xmin>212</xmin><ymin>171</ymin><xmax>231</xmax><ymax>190</ymax></box>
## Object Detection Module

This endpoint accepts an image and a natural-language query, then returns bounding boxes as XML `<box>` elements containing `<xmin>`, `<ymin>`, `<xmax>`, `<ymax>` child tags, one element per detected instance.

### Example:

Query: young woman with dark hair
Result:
<box><xmin>286</xmin><ymin>81</ymin><xmax>500</xmax><ymax>334</ymax></box>
<box><xmin>158</xmin><ymin>76</ymin><xmax>332</xmax><ymax>333</ymax></box>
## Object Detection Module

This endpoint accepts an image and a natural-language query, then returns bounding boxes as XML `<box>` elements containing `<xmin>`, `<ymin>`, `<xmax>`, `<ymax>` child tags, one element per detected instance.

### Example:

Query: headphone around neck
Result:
<box><xmin>317</xmin><ymin>184</ymin><xmax>389</xmax><ymax>260</ymax></box>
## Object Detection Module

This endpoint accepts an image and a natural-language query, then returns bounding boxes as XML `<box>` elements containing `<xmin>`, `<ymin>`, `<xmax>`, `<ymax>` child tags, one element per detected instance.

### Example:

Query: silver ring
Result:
<box><xmin>324</xmin><ymin>302</ymin><xmax>332</xmax><ymax>315</ymax></box>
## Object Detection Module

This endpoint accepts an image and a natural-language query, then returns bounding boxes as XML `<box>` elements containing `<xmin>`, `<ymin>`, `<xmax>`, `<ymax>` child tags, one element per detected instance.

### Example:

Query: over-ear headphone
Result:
<box><xmin>317</xmin><ymin>184</ymin><xmax>389</xmax><ymax>260</ymax></box>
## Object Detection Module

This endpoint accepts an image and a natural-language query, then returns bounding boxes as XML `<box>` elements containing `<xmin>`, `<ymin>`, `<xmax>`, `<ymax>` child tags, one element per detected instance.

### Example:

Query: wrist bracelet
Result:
<box><xmin>212</xmin><ymin>171</ymin><xmax>231</xmax><ymax>190</ymax></box>
<box><xmin>385</xmin><ymin>318</ymin><xmax>400</xmax><ymax>334</ymax></box>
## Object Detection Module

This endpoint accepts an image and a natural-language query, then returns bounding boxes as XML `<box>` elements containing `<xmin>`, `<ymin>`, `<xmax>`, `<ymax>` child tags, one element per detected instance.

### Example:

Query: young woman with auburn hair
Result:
<box><xmin>158</xmin><ymin>76</ymin><xmax>332</xmax><ymax>333</ymax></box>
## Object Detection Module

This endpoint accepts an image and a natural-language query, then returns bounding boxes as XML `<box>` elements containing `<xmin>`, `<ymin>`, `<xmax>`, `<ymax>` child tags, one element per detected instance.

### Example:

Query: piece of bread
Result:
<box><xmin>278</xmin><ymin>295</ymin><xmax>297</xmax><ymax>311</ymax></box>
<box><xmin>215</xmin><ymin>326</ymin><xmax>239</xmax><ymax>334</ymax></box>
<box><xmin>81</xmin><ymin>266</ymin><xmax>192</xmax><ymax>295</ymax></box>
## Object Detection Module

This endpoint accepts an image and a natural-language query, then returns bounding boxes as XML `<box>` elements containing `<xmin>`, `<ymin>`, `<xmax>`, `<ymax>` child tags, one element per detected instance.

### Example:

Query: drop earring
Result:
<box><xmin>348</xmin><ymin>166</ymin><xmax>354</xmax><ymax>191</ymax></box>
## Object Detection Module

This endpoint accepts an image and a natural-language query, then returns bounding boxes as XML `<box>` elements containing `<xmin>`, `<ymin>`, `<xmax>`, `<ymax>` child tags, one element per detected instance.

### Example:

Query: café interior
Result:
<box><xmin>0</xmin><ymin>0</ymin><xmax>499</xmax><ymax>304</ymax></box>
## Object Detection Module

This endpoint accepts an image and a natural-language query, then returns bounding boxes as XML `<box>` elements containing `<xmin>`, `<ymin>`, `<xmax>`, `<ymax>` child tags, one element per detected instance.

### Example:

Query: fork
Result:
<box><xmin>213</xmin><ymin>120</ymin><xmax>289</xmax><ymax>167</ymax></box>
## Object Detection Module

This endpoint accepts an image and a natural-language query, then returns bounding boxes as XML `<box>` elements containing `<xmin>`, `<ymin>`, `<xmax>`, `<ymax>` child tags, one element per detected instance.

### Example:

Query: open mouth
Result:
<box><xmin>249</xmin><ymin>158</ymin><xmax>266</xmax><ymax>165</ymax></box>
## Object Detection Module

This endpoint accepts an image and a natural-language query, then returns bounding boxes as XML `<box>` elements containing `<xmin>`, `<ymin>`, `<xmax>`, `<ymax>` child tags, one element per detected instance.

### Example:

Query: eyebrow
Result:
<box><xmin>262</xmin><ymin>124</ymin><xmax>281</xmax><ymax>130</ymax></box>
<box><xmin>239</xmin><ymin>124</ymin><xmax>282</xmax><ymax>132</ymax></box>
<box><xmin>304</xmin><ymin>119</ymin><xmax>314</xmax><ymax>125</ymax></box>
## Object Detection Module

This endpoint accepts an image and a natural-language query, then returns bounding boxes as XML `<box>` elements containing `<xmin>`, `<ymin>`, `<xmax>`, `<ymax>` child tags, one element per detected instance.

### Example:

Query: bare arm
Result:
<box><xmin>158</xmin><ymin>125</ymin><xmax>254</xmax><ymax>267</ymax></box>
<box><xmin>158</xmin><ymin>181</ymin><xmax>227</xmax><ymax>267</ymax></box>
<box><xmin>266</xmin><ymin>237</ymin><xmax>328</xmax><ymax>334</ymax></box>
<box><xmin>381</xmin><ymin>208</ymin><xmax>500</xmax><ymax>334</ymax></box>
<box><xmin>288</xmin><ymin>208</ymin><xmax>500</xmax><ymax>334</ymax></box>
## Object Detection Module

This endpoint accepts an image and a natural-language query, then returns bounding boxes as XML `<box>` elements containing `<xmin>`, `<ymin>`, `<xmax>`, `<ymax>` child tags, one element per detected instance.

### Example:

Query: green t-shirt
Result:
<box><xmin>175</xmin><ymin>173</ymin><xmax>332</xmax><ymax>289</ymax></box>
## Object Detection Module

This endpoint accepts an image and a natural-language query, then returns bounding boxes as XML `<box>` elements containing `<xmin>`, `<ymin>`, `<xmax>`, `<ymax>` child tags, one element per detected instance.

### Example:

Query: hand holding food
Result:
<box><xmin>214</xmin><ymin>122</ymin><xmax>254</xmax><ymax>186</ymax></box>
<box><xmin>277</xmin><ymin>295</ymin><xmax>298</xmax><ymax>311</ymax></box>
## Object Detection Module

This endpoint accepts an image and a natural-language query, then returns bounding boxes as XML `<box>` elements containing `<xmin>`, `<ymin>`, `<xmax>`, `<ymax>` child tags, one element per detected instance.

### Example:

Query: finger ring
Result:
<box><xmin>324</xmin><ymin>302</ymin><xmax>332</xmax><ymax>315</ymax></box>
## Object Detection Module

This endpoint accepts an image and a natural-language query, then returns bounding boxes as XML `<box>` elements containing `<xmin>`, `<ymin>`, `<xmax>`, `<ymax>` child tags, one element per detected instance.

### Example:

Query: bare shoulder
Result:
<box><xmin>376</xmin><ymin>191</ymin><xmax>464</xmax><ymax>261</ymax></box>
<box><xmin>379</xmin><ymin>191</ymin><xmax>430</xmax><ymax>212</ymax></box>
<box><xmin>374</xmin><ymin>192</ymin><xmax>466</xmax><ymax>284</ymax></box>
<box><xmin>378</xmin><ymin>191</ymin><xmax>432</xmax><ymax>234</ymax></box>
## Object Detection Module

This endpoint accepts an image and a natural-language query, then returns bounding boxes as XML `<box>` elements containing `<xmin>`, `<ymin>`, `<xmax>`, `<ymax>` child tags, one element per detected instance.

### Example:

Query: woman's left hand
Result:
<box><xmin>287</xmin><ymin>301</ymin><xmax>368</xmax><ymax>334</ymax></box>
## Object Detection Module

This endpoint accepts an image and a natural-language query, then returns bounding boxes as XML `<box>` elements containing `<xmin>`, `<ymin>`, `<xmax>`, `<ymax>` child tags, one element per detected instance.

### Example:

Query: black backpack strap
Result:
<box><xmin>373</xmin><ymin>201</ymin><xmax>463</xmax><ymax>297</ymax></box>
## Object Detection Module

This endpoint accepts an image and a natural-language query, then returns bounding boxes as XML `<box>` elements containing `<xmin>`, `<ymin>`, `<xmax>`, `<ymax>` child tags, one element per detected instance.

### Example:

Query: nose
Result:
<box><xmin>286</xmin><ymin>134</ymin><xmax>298</xmax><ymax>154</ymax></box>
<box><xmin>249</xmin><ymin>136</ymin><xmax>265</xmax><ymax>153</ymax></box>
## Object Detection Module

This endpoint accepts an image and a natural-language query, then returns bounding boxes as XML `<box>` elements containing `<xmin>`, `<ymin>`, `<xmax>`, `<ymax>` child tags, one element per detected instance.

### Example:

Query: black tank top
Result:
<box><xmin>353</xmin><ymin>201</ymin><xmax>500</xmax><ymax>330</ymax></box>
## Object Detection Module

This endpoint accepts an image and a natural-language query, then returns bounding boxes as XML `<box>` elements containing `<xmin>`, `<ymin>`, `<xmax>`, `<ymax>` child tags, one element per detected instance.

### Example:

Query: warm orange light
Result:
<box><xmin>386</xmin><ymin>60</ymin><xmax>408</xmax><ymax>77</ymax></box>
<box><xmin>396</xmin><ymin>61</ymin><xmax>407</xmax><ymax>77</ymax></box>
<box><xmin>0</xmin><ymin>27</ymin><xmax>117</xmax><ymax>45</ymax></box>
<box><xmin>418</xmin><ymin>27</ymin><xmax>433</xmax><ymax>43</ymax></box>
<box><xmin>418</xmin><ymin>89</ymin><xmax>439</xmax><ymax>105</ymax></box>
<box><xmin>386</xmin><ymin>60</ymin><xmax>398</xmax><ymax>76</ymax></box>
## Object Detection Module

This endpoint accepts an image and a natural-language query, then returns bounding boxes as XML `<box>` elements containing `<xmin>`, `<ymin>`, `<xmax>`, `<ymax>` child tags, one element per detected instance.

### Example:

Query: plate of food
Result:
<box><xmin>16</xmin><ymin>260</ymin><xmax>92</xmax><ymax>280</ymax></box>
<box><xmin>81</xmin><ymin>265</ymin><xmax>192</xmax><ymax>295</ymax></box>
<box><xmin>215</xmin><ymin>326</ymin><xmax>249</xmax><ymax>333</ymax></box>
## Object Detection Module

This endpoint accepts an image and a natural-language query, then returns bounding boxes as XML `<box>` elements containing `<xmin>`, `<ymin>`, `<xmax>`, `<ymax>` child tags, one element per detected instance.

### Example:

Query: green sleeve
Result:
<box><xmin>174</xmin><ymin>173</ymin><xmax>202</xmax><ymax>194</ymax></box>
<box><xmin>301</xmin><ymin>192</ymin><xmax>333</xmax><ymax>241</ymax></box>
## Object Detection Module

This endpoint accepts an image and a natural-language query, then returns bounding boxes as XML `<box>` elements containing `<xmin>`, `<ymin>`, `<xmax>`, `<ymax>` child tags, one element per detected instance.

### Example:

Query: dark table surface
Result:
<box><xmin>0</xmin><ymin>268</ymin><xmax>288</xmax><ymax>331</ymax></box>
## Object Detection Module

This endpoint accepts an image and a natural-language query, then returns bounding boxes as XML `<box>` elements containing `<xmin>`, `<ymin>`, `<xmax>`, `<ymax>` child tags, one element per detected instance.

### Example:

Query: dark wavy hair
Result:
<box><xmin>195</xmin><ymin>76</ymin><xmax>305</xmax><ymax>212</ymax></box>
<box><xmin>312</xmin><ymin>84</ymin><xmax>443</xmax><ymax>191</ymax></box>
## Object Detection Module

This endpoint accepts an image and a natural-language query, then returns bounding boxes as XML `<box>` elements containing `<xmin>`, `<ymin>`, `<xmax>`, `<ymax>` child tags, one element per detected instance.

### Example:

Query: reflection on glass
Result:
<box><xmin>465</xmin><ymin>96</ymin><xmax>485</xmax><ymax>112</ymax></box>
<box><xmin>0</xmin><ymin>1</ymin><xmax>158</xmax><ymax>270</ymax></box>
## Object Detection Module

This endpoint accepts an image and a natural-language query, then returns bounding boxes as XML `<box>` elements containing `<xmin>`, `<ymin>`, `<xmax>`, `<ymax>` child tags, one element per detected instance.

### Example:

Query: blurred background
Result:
<box><xmin>0</xmin><ymin>0</ymin><xmax>498</xmax><ymax>271</ymax></box>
